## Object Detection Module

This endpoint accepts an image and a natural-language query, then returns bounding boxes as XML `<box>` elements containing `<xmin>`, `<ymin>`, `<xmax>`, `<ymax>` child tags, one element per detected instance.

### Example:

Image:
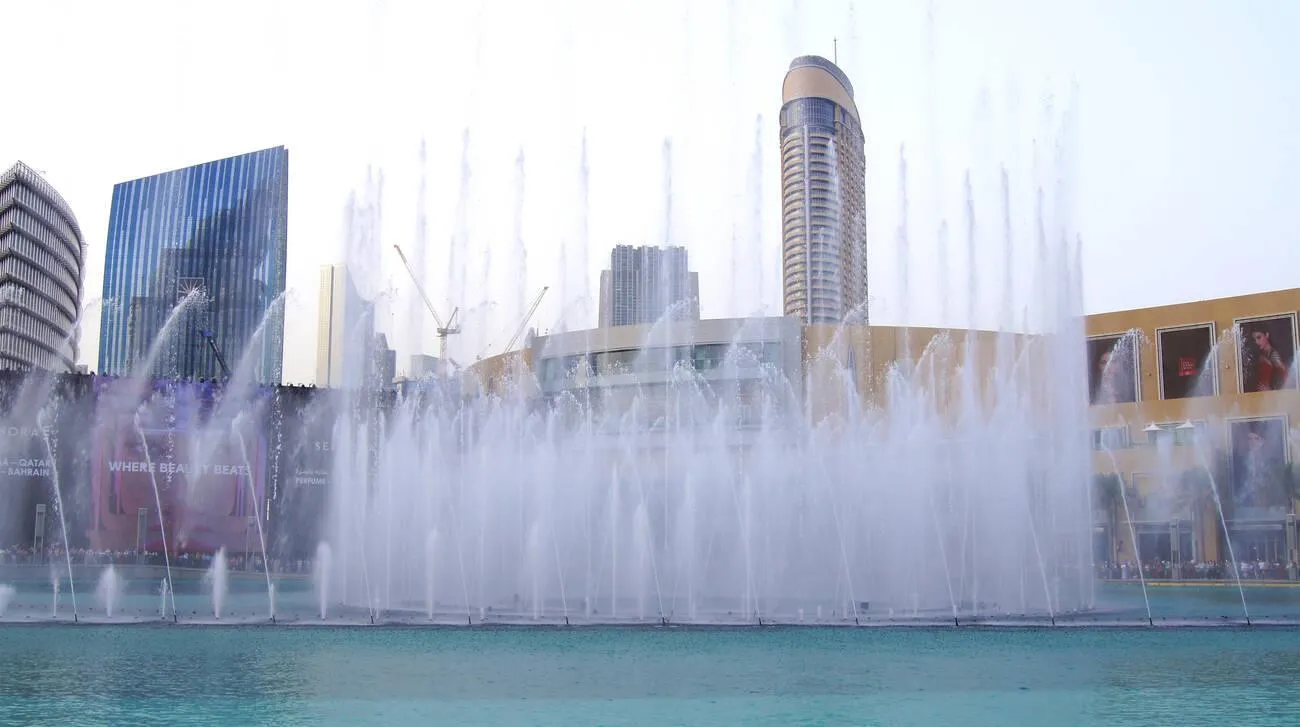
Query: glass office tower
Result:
<box><xmin>98</xmin><ymin>147</ymin><xmax>289</xmax><ymax>383</ymax></box>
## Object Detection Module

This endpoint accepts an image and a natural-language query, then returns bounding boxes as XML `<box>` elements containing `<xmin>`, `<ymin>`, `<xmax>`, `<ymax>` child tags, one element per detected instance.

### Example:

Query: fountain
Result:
<box><xmin>234</xmin><ymin>423</ymin><xmax>274</xmax><ymax>621</ymax></box>
<box><xmin>315</xmin><ymin>281</ymin><xmax>1092</xmax><ymax>626</ymax></box>
<box><xmin>0</xmin><ymin>67</ymin><xmax>1167</xmax><ymax>631</ymax></box>
<box><xmin>37</xmin><ymin>408</ymin><xmax>77</xmax><ymax>623</ymax></box>
<box><xmin>424</xmin><ymin>530</ymin><xmax>437</xmax><ymax>620</ymax></box>
<box><xmin>315</xmin><ymin>542</ymin><xmax>332</xmax><ymax>620</ymax></box>
<box><xmin>1191</xmin><ymin>429</ymin><xmax>1253</xmax><ymax>624</ymax></box>
<box><xmin>96</xmin><ymin>566</ymin><xmax>122</xmax><ymax>619</ymax></box>
<box><xmin>159</xmin><ymin>579</ymin><xmax>171</xmax><ymax>620</ymax></box>
<box><xmin>134</xmin><ymin>410</ymin><xmax>178</xmax><ymax>621</ymax></box>
<box><xmin>205</xmin><ymin>548</ymin><xmax>229</xmax><ymax>619</ymax></box>
<box><xmin>0</xmin><ymin>584</ymin><xmax>14</xmax><ymax>617</ymax></box>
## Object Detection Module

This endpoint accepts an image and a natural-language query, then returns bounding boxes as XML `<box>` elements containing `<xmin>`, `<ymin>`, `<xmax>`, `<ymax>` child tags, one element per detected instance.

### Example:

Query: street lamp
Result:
<box><xmin>1144</xmin><ymin>422</ymin><xmax>1162</xmax><ymax>446</ymax></box>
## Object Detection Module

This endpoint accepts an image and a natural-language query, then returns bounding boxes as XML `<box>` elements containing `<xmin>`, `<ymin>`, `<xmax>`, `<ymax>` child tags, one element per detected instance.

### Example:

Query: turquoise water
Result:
<box><xmin>1</xmin><ymin>625</ymin><xmax>1297</xmax><ymax>726</ymax></box>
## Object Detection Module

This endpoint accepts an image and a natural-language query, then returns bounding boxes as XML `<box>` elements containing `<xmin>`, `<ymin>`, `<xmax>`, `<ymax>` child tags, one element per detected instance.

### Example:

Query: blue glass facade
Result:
<box><xmin>98</xmin><ymin>147</ymin><xmax>289</xmax><ymax>383</ymax></box>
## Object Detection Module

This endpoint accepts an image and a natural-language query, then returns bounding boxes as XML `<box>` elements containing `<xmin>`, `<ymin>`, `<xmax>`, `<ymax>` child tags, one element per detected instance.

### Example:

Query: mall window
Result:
<box><xmin>692</xmin><ymin>344</ymin><xmax>727</xmax><ymax>371</ymax></box>
<box><xmin>1091</xmin><ymin>426</ymin><xmax>1130</xmax><ymax>451</ymax></box>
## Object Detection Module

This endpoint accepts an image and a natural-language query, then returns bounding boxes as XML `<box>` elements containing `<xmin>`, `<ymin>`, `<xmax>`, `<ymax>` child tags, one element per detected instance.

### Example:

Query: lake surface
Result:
<box><xmin>1</xmin><ymin>624</ymin><xmax>1297</xmax><ymax>726</ymax></box>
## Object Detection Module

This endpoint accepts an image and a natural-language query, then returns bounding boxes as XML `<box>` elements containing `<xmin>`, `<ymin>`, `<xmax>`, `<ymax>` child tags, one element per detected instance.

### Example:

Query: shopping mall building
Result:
<box><xmin>1085</xmin><ymin>287</ymin><xmax>1300</xmax><ymax>575</ymax></box>
<box><xmin>467</xmin><ymin>287</ymin><xmax>1300</xmax><ymax>575</ymax></box>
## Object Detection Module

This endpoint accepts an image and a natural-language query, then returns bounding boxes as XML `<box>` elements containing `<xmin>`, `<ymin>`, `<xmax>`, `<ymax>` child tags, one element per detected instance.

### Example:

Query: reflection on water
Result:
<box><xmin>0</xmin><ymin>626</ymin><xmax>1297</xmax><ymax>726</ymax></box>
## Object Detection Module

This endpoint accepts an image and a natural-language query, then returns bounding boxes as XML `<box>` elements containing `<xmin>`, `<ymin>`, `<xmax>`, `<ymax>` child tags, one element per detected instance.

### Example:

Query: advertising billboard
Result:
<box><xmin>0</xmin><ymin>420</ymin><xmax>55</xmax><ymax>549</ymax></box>
<box><xmin>1086</xmin><ymin>334</ymin><xmax>1139</xmax><ymax>405</ymax></box>
<box><xmin>269</xmin><ymin>387</ymin><xmax>338</xmax><ymax>559</ymax></box>
<box><xmin>1236</xmin><ymin>313</ymin><xmax>1297</xmax><ymax>393</ymax></box>
<box><xmin>87</xmin><ymin>380</ymin><xmax>268</xmax><ymax>553</ymax></box>
<box><xmin>0</xmin><ymin>373</ymin><xmax>96</xmax><ymax>549</ymax></box>
<box><xmin>1157</xmin><ymin>324</ymin><xmax>1216</xmax><ymax>400</ymax></box>
<box><xmin>1229</xmin><ymin>416</ymin><xmax>1290</xmax><ymax>511</ymax></box>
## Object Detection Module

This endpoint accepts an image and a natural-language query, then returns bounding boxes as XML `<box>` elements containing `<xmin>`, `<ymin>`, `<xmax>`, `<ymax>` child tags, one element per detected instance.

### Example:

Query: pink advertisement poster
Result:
<box><xmin>88</xmin><ymin>418</ymin><xmax>267</xmax><ymax>554</ymax></box>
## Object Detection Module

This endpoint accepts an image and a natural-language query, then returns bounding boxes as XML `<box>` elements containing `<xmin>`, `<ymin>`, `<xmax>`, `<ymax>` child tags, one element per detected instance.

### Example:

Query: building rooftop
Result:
<box><xmin>0</xmin><ymin>160</ymin><xmax>84</xmax><ymax>242</ymax></box>
<box><xmin>788</xmin><ymin>55</ymin><xmax>855</xmax><ymax>99</ymax></box>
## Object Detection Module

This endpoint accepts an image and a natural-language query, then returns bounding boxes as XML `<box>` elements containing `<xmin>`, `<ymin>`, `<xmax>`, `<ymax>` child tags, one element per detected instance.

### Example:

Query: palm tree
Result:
<box><xmin>1283</xmin><ymin>463</ymin><xmax>1299</xmax><ymax>515</ymax></box>
<box><xmin>1179</xmin><ymin>452</ymin><xmax>1235</xmax><ymax>566</ymax></box>
<box><xmin>1092</xmin><ymin>473</ymin><xmax>1123</xmax><ymax>566</ymax></box>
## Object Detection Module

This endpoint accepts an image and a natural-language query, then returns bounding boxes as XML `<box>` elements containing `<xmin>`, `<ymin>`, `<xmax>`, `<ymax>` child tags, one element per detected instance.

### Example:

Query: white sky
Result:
<box><xmin>4</xmin><ymin>0</ymin><xmax>1298</xmax><ymax>384</ymax></box>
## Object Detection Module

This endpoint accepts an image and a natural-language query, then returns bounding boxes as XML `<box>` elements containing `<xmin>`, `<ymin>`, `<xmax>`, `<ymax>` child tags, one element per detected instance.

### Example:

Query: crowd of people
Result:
<box><xmin>1096</xmin><ymin>560</ymin><xmax>1296</xmax><ymax>581</ymax></box>
<box><xmin>0</xmin><ymin>546</ymin><xmax>316</xmax><ymax>575</ymax></box>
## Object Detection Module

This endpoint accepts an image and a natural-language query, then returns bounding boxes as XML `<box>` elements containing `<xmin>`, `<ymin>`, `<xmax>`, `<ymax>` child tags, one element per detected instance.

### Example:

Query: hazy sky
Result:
<box><xmin>4</xmin><ymin>0</ymin><xmax>1297</xmax><ymax>384</ymax></box>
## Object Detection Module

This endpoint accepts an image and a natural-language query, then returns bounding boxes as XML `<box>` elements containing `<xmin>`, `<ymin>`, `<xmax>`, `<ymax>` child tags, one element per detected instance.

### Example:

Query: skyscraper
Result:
<box><xmin>779</xmin><ymin>55</ymin><xmax>867</xmax><ymax>325</ymax></box>
<box><xmin>316</xmin><ymin>264</ymin><xmax>375</xmax><ymax>388</ymax></box>
<box><xmin>98</xmin><ymin>147</ymin><xmax>289</xmax><ymax>382</ymax></box>
<box><xmin>0</xmin><ymin>162</ymin><xmax>86</xmax><ymax>371</ymax></box>
<box><xmin>598</xmin><ymin>244</ymin><xmax>700</xmax><ymax>328</ymax></box>
<box><xmin>371</xmin><ymin>333</ymin><xmax>396</xmax><ymax>389</ymax></box>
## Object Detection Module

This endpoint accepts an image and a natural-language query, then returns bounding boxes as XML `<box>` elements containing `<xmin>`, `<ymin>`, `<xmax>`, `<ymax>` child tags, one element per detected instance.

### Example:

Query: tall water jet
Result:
<box><xmin>747</xmin><ymin>115</ymin><xmax>765</xmax><ymax>313</ymax></box>
<box><xmin>0</xmin><ymin>584</ymin><xmax>14</xmax><ymax>617</ymax></box>
<box><xmin>576</xmin><ymin>130</ymin><xmax>591</xmax><ymax>323</ymax></box>
<box><xmin>661</xmin><ymin>137</ymin><xmax>674</xmax><ymax>247</ymax></box>
<box><xmin>449</xmin><ymin>129</ymin><xmax>471</xmax><ymax>343</ymax></box>
<box><xmin>234</xmin><ymin>425</ymin><xmax>274</xmax><ymax>620</ymax></box>
<box><xmin>1191</xmin><ymin>433</ymin><xmax>1252</xmax><ymax>623</ymax></box>
<box><xmin>159</xmin><ymin>579</ymin><xmax>170</xmax><ymax>620</ymax></box>
<box><xmin>896</xmin><ymin>145</ymin><xmax>912</xmax><ymax>331</ymax></box>
<box><xmin>205</xmin><ymin>547</ymin><xmax>229</xmax><ymax>619</ymax></box>
<box><xmin>514</xmin><ymin>148</ymin><xmax>528</xmax><ymax>332</ymax></box>
<box><xmin>133</xmin><ymin>410</ymin><xmax>178</xmax><ymax>619</ymax></box>
<box><xmin>1101</xmin><ymin>446</ymin><xmax>1152</xmax><ymax>624</ymax></box>
<box><xmin>424</xmin><ymin>531</ymin><xmax>437</xmax><ymax>620</ymax></box>
<box><xmin>96</xmin><ymin>566</ymin><xmax>122</xmax><ymax>619</ymax></box>
<box><xmin>36</xmin><ymin>408</ymin><xmax>77</xmax><ymax>622</ymax></box>
<box><xmin>314</xmin><ymin>542</ymin><xmax>332</xmax><ymax>620</ymax></box>
<box><xmin>51</xmin><ymin>574</ymin><xmax>60</xmax><ymax>618</ymax></box>
<box><xmin>410</xmin><ymin>138</ymin><xmax>431</xmax><ymax>354</ymax></box>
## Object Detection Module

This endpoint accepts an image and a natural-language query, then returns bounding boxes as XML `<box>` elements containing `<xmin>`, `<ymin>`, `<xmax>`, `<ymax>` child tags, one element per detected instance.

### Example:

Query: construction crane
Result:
<box><xmin>393</xmin><ymin>244</ymin><xmax>460</xmax><ymax>375</ymax></box>
<box><xmin>199</xmin><ymin>330</ymin><xmax>231</xmax><ymax>379</ymax></box>
<box><xmin>504</xmin><ymin>287</ymin><xmax>549</xmax><ymax>353</ymax></box>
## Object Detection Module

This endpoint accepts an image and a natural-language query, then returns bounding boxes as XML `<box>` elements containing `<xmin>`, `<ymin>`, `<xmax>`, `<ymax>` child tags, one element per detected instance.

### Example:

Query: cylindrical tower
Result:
<box><xmin>0</xmin><ymin>162</ymin><xmax>86</xmax><ymax>371</ymax></box>
<box><xmin>779</xmin><ymin>55</ymin><xmax>867</xmax><ymax>325</ymax></box>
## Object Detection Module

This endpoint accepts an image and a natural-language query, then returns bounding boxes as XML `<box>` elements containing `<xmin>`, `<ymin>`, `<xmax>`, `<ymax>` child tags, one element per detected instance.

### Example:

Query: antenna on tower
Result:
<box><xmin>833</xmin><ymin>37</ymin><xmax>838</xmax><ymax>65</ymax></box>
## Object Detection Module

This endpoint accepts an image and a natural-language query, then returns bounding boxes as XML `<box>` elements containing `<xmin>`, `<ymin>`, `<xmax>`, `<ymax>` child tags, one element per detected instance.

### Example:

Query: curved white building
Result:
<box><xmin>780</xmin><ymin>55</ymin><xmax>867</xmax><ymax>325</ymax></box>
<box><xmin>0</xmin><ymin>162</ymin><xmax>86</xmax><ymax>371</ymax></box>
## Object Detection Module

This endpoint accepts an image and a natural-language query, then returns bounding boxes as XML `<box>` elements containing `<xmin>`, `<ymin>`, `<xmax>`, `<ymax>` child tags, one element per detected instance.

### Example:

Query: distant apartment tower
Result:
<box><xmin>0</xmin><ymin>162</ymin><xmax>86</xmax><ymax>371</ymax></box>
<box><xmin>371</xmin><ymin>333</ymin><xmax>396</xmax><ymax>389</ymax></box>
<box><xmin>409</xmin><ymin>353</ymin><xmax>440</xmax><ymax>380</ymax></box>
<box><xmin>598</xmin><ymin>244</ymin><xmax>700</xmax><ymax>328</ymax></box>
<box><xmin>98</xmin><ymin>147</ymin><xmax>289</xmax><ymax>382</ymax></box>
<box><xmin>779</xmin><ymin>56</ymin><xmax>867</xmax><ymax>325</ymax></box>
<box><xmin>316</xmin><ymin>264</ymin><xmax>376</xmax><ymax>388</ymax></box>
